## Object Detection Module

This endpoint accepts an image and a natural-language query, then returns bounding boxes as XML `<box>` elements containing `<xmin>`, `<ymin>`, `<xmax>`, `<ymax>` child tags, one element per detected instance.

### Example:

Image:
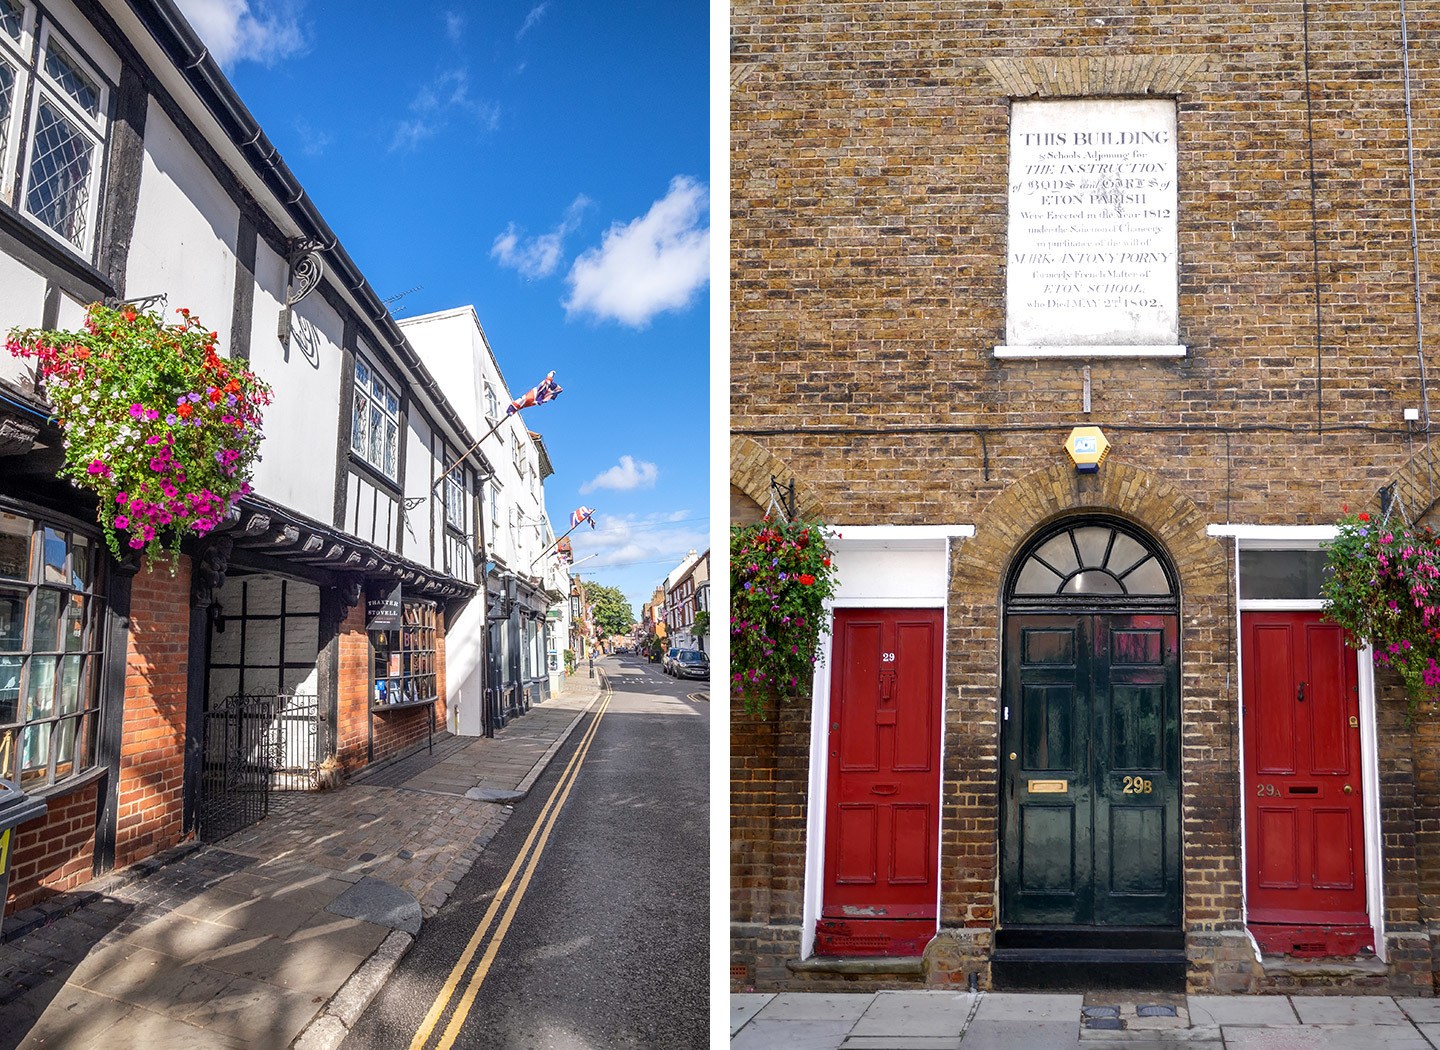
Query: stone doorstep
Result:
<box><xmin>788</xmin><ymin>955</ymin><xmax>927</xmax><ymax>977</ymax></box>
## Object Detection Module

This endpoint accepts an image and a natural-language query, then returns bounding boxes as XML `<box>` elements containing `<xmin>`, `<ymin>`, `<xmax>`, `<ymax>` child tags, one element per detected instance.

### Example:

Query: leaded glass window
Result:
<box><xmin>5</xmin><ymin>18</ymin><xmax>109</xmax><ymax>255</ymax></box>
<box><xmin>444</xmin><ymin>465</ymin><xmax>466</xmax><ymax>530</ymax></box>
<box><xmin>351</xmin><ymin>357</ymin><xmax>401</xmax><ymax>482</ymax></box>
<box><xmin>0</xmin><ymin>511</ymin><xmax>105</xmax><ymax>788</ymax></box>
<box><xmin>0</xmin><ymin>0</ymin><xmax>24</xmax><ymax>41</ymax></box>
<box><xmin>1009</xmin><ymin>520</ymin><xmax>1175</xmax><ymax>603</ymax></box>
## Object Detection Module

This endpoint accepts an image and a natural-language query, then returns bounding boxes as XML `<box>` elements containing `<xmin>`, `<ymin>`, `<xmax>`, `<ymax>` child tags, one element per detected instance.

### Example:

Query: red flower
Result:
<box><xmin>1359</xmin><ymin>513</ymin><xmax>1371</xmax><ymax>522</ymax></box>
<box><xmin>177</xmin><ymin>403</ymin><xmax>193</xmax><ymax>418</ymax></box>
<box><xmin>123</xmin><ymin>311</ymin><xmax>136</xmax><ymax>323</ymax></box>
<box><xmin>798</xmin><ymin>573</ymin><xmax>816</xmax><ymax>586</ymax></box>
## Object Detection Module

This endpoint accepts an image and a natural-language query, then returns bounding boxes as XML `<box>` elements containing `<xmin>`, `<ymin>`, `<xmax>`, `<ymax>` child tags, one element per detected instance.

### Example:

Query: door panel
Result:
<box><xmin>1002</xmin><ymin>613</ymin><xmax>1181</xmax><ymax>927</ymax></box>
<box><xmin>1242</xmin><ymin>612</ymin><xmax>1369</xmax><ymax>943</ymax></box>
<box><xmin>819</xmin><ymin>608</ymin><xmax>944</xmax><ymax>956</ymax></box>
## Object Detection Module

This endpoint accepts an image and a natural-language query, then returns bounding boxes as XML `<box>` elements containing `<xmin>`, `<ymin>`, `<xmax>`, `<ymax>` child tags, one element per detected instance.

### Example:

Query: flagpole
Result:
<box><xmin>431</xmin><ymin>412</ymin><xmax>511</xmax><ymax>493</ymax></box>
<box><xmin>531</xmin><ymin>513</ymin><xmax>595</xmax><ymax>568</ymax></box>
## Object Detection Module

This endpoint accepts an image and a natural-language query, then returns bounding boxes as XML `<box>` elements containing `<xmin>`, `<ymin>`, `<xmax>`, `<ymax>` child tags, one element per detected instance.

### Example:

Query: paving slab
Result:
<box><xmin>1416</xmin><ymin>1022</ymin><xmax>1440</xmax><ymax>1049</ymax></box>
<box><xmin>1291</xmin><ymin>996</ymin><xmax>1411</xmax><ymax>1026</ymax></box>
<box><xmin>1079</xmin><ymin>1040</ymin><xmax>1223</xmax><ymax>1050</ymax></box>
<box><xmin>1224</xmin><ymin>1025</ymin><xmax>1433</xmax><ymax>1050</ymax></box>
<box><xmin>973</xmin><ymin>992</ymin><xmax>1084</xmax><ymax>1023</ymax></box>
<box><xmin>733</xmin><ymin>993</ymin><xmax>775</xmax><ymax>1034</ymax></box>
<box><xmin>324</xmin><ymin>876</ymin><xmax>422</xmax><ymax>934</ymax></box>
<box><xmin>1398</xmin><ymin>999</ymin><xmax>1440</xmax><ymax>1024</ymax></box>
<box><xmin>1186</xmin><ymin>995</ymin><xmax>1299</xmax><ymax>1026</ymax></box>
<box><xmin>849</xmin><ymin>990</ymin><xmax>975</xmax><ymax>1037</ymax></box>
<box><xmin>841</xmin><ymin>1037</ymin><xmax>964</xmax><ymax>1049</ymax></box>
<box><xmin>759</xmin><ymin>992</ymin><xmax>876</xmax><ymax>1022</ymax></box>
<box><xmin>960</xmin><ymin>1020</ymin><xmax>1081</xmax><ymax>1048</ymax></box>
<box><xmin>731</xmin><ymin>1019</ymin><xmax>854</xmax><ymax>1050</ymax></box>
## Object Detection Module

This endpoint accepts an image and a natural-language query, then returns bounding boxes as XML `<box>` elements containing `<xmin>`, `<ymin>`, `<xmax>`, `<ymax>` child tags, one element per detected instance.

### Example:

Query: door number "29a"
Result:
<box><xmin>1122</xmin><ymin>776</ymin><xmax>1154</xmax><ymax>794</ymax></box>
<box><xmin>881</xmin><ymin>652</ymin><xmax>897</xmax><ymax>663</ymax></box>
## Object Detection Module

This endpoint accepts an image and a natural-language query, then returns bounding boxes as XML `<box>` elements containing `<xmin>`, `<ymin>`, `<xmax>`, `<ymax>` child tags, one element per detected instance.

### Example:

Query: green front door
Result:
<box><xmin>1001</xmin><ymin>612</ymin><xmax>1181</xmax><ymax>926</ymax></box>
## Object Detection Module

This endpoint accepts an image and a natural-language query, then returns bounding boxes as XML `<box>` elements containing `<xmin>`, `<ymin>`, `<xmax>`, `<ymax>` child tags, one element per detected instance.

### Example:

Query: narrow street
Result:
<box><xmin>342</xmin><ymin>655</ymin><xmax>709</xmax><ymax>1050</ymax></box>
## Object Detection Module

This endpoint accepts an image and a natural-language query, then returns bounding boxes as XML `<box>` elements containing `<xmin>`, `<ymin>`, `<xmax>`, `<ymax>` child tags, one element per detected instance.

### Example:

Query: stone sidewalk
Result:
<box><xmin>0</xmin><ymin>672</ymin><xmax>604</xmax><ymax>1050</ymax></box>
<box><xmin>732</xmin><ymin>991</ymin><xmax>1440</xmax><ymax>1049</ymax></box>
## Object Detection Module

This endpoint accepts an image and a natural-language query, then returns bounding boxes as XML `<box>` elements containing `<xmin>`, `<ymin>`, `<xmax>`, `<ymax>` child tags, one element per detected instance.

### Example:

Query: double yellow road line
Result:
<box><xmin>407</xmin><ymin>686</ymin><xmax>614</xmax><ymax>1050</ymax></box>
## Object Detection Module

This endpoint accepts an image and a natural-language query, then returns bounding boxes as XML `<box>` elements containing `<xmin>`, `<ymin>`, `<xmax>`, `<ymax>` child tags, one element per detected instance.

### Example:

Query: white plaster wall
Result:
<box><xmin>402</xmin><ymin>411</ymin><xmax>440</xmax><ymax>569</ymax></box>
<box><xmin>400</xmin><ymin>309</ymin><xmax>483</xmax><ymax>429</ymax></box>
<box><xmin>448</xmin><ymin>595</ymin><xmax>485</xmax><ymax>735</ymax></box>
<box><xmin>0</xmin><ymin>255</ymin><xmax>47</xmax><ymax>386</ymax></box>
<box><xmin>125</xmin><ymin>100</ymin><xmax>237</xmax><ymax>346</ymax></box>
<box><xmin>248</xmin><ymin>268</ymin><xmax>343</xmax><ymax>525</ymax></box>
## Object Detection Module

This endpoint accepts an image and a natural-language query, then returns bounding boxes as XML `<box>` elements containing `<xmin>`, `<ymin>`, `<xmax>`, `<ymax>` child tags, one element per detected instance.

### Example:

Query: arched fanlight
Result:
<box><xmin>1008</xmin><ymin>520</ymin><xmax>1175</xmax><ymax>602</ymax></box>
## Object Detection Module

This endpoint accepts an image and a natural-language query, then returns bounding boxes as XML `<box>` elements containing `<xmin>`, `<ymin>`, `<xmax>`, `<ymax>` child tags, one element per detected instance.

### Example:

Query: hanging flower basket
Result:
<box><xmin>731</xmin><ymin>517</ymin><xmax>839</xmax><ymax>713</ymax></box>
<box><xmin>1322</xmin><ymin>507</ymin><xmax>1440</xmax><ymax>716</ymax></box>
<box><xmin>8</xmin><ymin>303</ymin><xmax>272</xmax><ymax>562</ymax></box>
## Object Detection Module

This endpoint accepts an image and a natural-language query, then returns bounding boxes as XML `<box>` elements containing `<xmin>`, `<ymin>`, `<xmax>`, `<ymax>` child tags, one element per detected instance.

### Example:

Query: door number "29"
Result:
<box><xmin>881</xmin><ymin>652</ymin><xmax>897</xmax><ymax>663</ymax></box>
<box><xmin>1122</xmin><ymin>776</ymin><xmax>1153</xmax><ymax>794</ymax></box>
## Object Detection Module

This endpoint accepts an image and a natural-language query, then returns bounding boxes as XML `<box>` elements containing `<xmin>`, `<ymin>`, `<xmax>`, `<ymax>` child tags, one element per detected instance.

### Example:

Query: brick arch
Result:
<box><xmin>953</xmin><ymin>459</ymin><xmax>1227</xmax><ymax>597</ymax></box>
<box><xmin>729</xmin><ymin>436</ymin><xmax>828</xmax><ymax>523</ymax></box>
<box><xmin>939</xmin><ymin>459</ymin><xmax>1240</xmax><ymax>946</ymax></box>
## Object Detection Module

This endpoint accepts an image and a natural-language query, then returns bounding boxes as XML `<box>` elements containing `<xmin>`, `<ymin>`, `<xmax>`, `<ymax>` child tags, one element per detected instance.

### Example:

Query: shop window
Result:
<box><xmin>371</xmin><ymin>601</ymin><xmax>438</xmax><ymax>708</ymax></box>
<box><xmin>0</xmin><ymin>5</ymin><xmax>112</xmax><ymax>255</ymax></box>
<box><xmin>0</xmin><ymin>510</ymin><xmax>103</xmax><ymax>788</ymax></box>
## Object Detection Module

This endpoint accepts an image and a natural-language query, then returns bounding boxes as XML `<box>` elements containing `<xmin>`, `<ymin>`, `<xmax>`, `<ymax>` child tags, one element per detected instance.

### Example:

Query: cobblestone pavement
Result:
<box><xmin>732</xmin><ymin>991</ymin><xmax>1440</xmax><ymax>1049</ymax></box>
<box><xmin>0</xmin><ymin>671</ymin><xmax>604</xmax><ymax>1050</ymax></box>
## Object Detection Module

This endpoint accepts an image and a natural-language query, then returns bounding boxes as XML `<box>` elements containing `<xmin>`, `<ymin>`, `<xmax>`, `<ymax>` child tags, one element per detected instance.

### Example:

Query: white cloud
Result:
<box><xmin>388</xmin><ymin>68</ymin><xmax>499</xmax><ymax>153</ymax></box>
<box><xmin>174</xmin><ymin>0</ymin><xmax>306</xmax><ymax>67</ymax></box>
<box><xmin>517</xmin><ymin>3</ymin><xmax>549</xmax><ymax>39</ymax></box>
<box><xmin>491</xmin><ymin>196</ymin><xmax>591</xmax><ymax>279</ymax></box>
<box><xmin>564</xmin><ymin>177</ymin><xmax>710</xmax><ymax>327</ymax></box>
<box><xmin>444</xmin><ymin>10</ymin><xmax>465</xmax><ymax>43</ymax></box>
<box><xmin>580</xmin><ymin>456</ymin><xmax>659</xmax><ymax>494</ymax></box>
<box><xmin>570</xmin><ymin>514</ymin><xmax>707</xmax><ymax>571</ymax></box>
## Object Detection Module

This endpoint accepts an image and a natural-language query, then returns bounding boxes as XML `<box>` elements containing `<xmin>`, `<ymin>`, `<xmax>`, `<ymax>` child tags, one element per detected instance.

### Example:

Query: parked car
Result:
<box><xmin>663</xmin><ymin>646</ymin><xmax>682</xmax><ymax>674</ymax></box>
<box><xmin>671</xmin><ymin>649</ymin><xmax>709</xmax><ymax>680</ymax></box>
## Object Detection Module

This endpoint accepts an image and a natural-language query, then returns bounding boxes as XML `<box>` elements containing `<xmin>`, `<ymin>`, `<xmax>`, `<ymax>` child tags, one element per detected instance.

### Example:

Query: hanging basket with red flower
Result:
<box><xmin>731</xmin><ymin>517</ymin><xmax>839</xmax><ymax>713</ymax></box>
<box><xmin>1322</xmin><ymin>507</ymin><xmax>1440</xmax><ymax>717</ymax></box>
<box><xmin>8</xmin><ymin>303</ymin><xmax>272</xmax><ymax>563</ymax></box>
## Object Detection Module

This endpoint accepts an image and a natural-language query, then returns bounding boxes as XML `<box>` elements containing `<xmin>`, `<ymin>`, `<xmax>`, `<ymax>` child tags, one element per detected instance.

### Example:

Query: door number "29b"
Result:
<box><xmin>1122</xmin><ymin>776</ymin><xmax>1153</xmax><ymax>794</ymax></box>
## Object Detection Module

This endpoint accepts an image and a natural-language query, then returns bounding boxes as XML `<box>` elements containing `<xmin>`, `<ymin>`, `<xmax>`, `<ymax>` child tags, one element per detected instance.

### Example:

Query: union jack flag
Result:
<box><xmin>570</xmin><ymin>506</ymin><xmax>596</xmax><ymax>529</ymax></box>
<box><xmin>507</xmin><ymin>371</ymin><xmax>562</xmax><ymax>415</ymax></box>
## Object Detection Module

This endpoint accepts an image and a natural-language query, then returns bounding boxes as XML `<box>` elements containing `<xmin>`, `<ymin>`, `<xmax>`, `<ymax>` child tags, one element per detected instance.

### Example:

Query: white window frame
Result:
<box><xmin>444</xmin><ymin>462</ymin><xmax>466</xmax><ymax>532</ymax></box>
<box><xmin>13</xmin><ymin>18</ymin><xmax>110</xmax><ymax>256</ymax></box>
<box><xmin>351</xmin><ymin>356</ymin><xmax>401</xmax><ymax>482</ymax></box>
<box><xmin>484</xmin><ymin>382</ymin><xmax>500</xmax><ymax>425</ymax></box>
<box><xmin>0</xmin><ymin>0</ymin><xmax>35</xmax><ymax>202</ymax></box>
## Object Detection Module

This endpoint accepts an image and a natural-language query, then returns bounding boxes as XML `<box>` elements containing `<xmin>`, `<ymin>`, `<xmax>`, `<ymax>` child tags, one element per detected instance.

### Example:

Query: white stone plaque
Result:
<box><xmin>997</xmin><ymin>99</ymin><xmax>1183</xmax><ymax>358</ymax></box>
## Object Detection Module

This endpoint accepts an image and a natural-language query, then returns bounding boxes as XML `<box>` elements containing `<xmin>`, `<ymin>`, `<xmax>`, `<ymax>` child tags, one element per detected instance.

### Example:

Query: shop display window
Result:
<box><xmin>0</xmin><ymin>510</ymin><xmax>104</xmax><ymax>787</ymax></box>
<box><xmin>371</xmin><ymin>601</ymin><xmax>438</xmax><ymax>710</ymax></box>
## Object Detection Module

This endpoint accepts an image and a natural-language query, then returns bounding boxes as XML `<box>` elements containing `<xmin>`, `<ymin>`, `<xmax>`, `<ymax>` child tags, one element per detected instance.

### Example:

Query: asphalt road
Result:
<box><xmin>342</xmin><ymin>655</ymin><xmax>709</xmax><ymax>1050</ymax></box>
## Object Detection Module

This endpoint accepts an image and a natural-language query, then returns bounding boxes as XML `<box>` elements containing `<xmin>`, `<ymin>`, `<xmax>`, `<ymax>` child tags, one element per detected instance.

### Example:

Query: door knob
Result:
<box><xmin>1009</xmin><ymin>752</ymin><xmax>1018</xmax><ymax>761</ymax></box>
<box><xmin>1343</xmin><ymin>784</ymin><xmax>1353</xmax><ymax>795</ymax></box>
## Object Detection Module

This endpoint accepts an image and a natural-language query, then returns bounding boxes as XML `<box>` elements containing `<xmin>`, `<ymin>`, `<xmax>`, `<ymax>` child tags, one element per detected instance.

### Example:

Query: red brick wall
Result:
<box><xmin>114</xmin><ymin>558</ymin><xmax>193</xmax><ymax>869</ymax></box>
<box><xmin>335</xmin><ymin>602</ymin><xmax>448</xmax><ymax>771</ymax></box>
<box><xmin>4</xmin><ymin>783</ymin><xmax>98</xmax><ymax>915</ymax></box>
<box><xmin>335</xmin><ymin>599</ymin><xmax>370</xmax><ymax>772</ymax></box>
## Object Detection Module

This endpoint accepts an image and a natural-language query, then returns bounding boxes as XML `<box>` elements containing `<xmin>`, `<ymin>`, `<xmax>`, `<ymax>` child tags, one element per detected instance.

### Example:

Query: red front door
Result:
<box><xmin>1241</xmin><ymin>611</ymin><xmax>1371</xmax><ymax>956</ymax></box>
<box><xmin>817</xmin><ymin>608</ymin><xmax>943</xmax><ymax>957</ymax></box>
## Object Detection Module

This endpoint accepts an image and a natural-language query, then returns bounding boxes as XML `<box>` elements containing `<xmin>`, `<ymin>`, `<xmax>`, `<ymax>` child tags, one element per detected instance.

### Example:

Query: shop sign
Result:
<box><xmin>366</xmin><ymin>582</ymin><xmax>403</xmax><ymax>630</ymax></box>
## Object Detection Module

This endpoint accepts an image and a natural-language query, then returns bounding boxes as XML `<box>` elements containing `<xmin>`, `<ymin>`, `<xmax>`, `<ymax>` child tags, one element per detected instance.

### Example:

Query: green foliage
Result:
<box><xmin>731</xmin><ymin>518</ymin><xmax>839</xmax><ymax>713</ymax></box>
<box><xmin>563</xmin><ymin>648</ymin><xmax>576</xmax><ymax>673</ymax></box>
<box><xmin>692</xmin><ymin>609</ymin><xmax>710</xmax><ymax>643</ymax></box>
<box><xmin>1322</xmin><ymin>508</ymin><xmax>1440</xmax><ymax>716</ymax></box>
<box><xmin>584</xmin><ymin>583</ymin><xmax>635</xmax><ymax>637</ymax></box>
<box><xmin>7</xmin><ymin>304</ymin><xmax>272</xmax><ymax>562</ymax></box>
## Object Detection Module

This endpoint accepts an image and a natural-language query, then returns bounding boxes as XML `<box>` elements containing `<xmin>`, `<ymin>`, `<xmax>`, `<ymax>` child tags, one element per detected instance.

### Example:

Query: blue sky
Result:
<box><xmin>175</xmin><ymin>0</ymin><xmax>710</xmax><ymax>619</ymax></box>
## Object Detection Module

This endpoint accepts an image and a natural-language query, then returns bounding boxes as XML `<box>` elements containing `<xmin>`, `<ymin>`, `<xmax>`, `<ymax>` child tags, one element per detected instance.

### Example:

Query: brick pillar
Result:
<box><xmin>115</xmin><ymin>557</ymin><xmax>193</xmax><ymax>869</ymax></box>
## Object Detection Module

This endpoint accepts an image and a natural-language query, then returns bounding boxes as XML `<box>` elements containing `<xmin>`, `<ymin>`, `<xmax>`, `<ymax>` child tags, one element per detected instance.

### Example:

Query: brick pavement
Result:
<box><xmin>0</xmin><ymin>669</ymin><xmax>604</xmax><ymax>1049</ymax></box>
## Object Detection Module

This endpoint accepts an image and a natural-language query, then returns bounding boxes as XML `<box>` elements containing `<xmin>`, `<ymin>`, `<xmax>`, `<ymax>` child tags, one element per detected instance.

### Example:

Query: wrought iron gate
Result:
<box><xmin>199</xmin><ymin>692</ymin><xmax>322</xmax><ymax>842</ymax></box>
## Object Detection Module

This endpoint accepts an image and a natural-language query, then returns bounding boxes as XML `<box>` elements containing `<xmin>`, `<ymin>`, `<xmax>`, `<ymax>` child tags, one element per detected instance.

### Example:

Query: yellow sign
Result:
<box><xmin>1065</xmin><ymin>426</ymin><xmax>1111</xmax><ymax>474</ymax></box>
<box><xmin>0</xmin><ymin>827</ymin><xmax>10</xmax><ymax>875</ymax></box>
<box><xmin>1028</xmin><ymin>779</ymin><xmax>1069</xmax><ymax>794</ymax></box>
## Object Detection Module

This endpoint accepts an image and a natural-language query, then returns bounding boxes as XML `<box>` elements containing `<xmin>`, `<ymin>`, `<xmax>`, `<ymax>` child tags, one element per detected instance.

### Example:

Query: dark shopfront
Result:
<box><xmin>484</xmin><ymin>570</ymin><xmax>556</xmax><ymax>732</ymax></box>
